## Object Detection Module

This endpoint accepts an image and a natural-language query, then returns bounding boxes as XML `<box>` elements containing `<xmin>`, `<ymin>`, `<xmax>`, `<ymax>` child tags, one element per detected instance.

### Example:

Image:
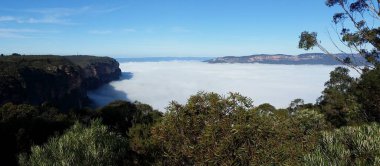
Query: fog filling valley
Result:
<box><xmin>88</xmin><ymin>61</ymin><xmax>347</xmax><ymax>111</ymax></box>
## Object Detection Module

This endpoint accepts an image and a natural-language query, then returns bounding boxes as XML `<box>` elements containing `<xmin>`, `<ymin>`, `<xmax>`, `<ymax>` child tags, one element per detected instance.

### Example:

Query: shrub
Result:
<box><xmin>20</xmin><ymin>120</ymin><xmax>128</xmax><ymax>166</ymax></box>
<box><xmin>304</xmin><ymin>123</ymin><xmax>380</xmax><ymax>165</ymax></box>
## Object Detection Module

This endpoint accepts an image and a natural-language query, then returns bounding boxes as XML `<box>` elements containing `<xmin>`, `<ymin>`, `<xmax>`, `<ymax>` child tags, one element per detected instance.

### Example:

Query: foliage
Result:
<box><xmin>0</xmin><ymin>103</ymin><xmax>72</xmax><ymax>165</ymax></box>
<box><xmin>97</xmin><ymin>100</ymin><xmax>162</xmax><ymax>165</ymax></box>
<box><xmin>304</xmin><ymin>123</ymin><xmax>380</xmax><ymax>165</ymax></box>
<box><xmin>356</xmin><ymin>65</ymin><xmax>380</xmax><ymax>121</ymax></box>
<box><xmin>318</xmin><ymin>67</ymin><xmax>363</xmax><ymax>126</ymax></box>
<box><xmin>152</xmin><ymin>92</ymin><xmax>326</xmax><ymax>165</ymax></box>
<box><xmin>97</xmin><ymin>100</ymin><xmax>162</xmax><ymax>135</ymax></box>
<box><xmin>20</xmin><ymin>120</ymin><xmax>128</xmax><ymax>166</ymax></box>
<box><xmin>256</xmin><ymin>103</ymin><xmax>276</xmax><ymax>114</ymax></box>
<box><xmin>300</xmin><ymin>0</ymin><xmax>380</xmax><ymax>71</ymax></box>
<box><xmin>288</xmin><ymin>98</ymin><xmax>305</xmax><ymax>113</ymax></box>
<box><xmin>299</xmin><ymin>31</ymin><xmax>318</xmax><ymax>50</ymax></box>
<box><xmin>0</xmin><ymin>55</ymin><xmax>117</xmax><ymax>73</ymax></box>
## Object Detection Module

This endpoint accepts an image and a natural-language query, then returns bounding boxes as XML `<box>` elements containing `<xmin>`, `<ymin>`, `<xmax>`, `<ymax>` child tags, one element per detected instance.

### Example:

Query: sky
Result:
<box><xmin>0</xmin><ymin>0</ymin><xmax>345</xmax><ymax>57</ymax></box>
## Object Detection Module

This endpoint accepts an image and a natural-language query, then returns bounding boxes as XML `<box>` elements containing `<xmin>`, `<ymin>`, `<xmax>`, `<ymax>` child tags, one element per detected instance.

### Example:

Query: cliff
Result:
<box><xmin>206</xmin><ymin>53</ymin><xmax>367</xmax><ymax>65</ymax></box>
<box><xmin>0</xmin><ymin>55</ymin><xmax>121</xmax><ymax>110</ymax></box>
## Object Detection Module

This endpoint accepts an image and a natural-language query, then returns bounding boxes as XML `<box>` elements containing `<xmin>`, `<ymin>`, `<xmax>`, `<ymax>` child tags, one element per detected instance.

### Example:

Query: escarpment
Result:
<box><xmin>0</xmin><ymin>55</ymin><xmax>121</xmax><ymax>110</ymax></box>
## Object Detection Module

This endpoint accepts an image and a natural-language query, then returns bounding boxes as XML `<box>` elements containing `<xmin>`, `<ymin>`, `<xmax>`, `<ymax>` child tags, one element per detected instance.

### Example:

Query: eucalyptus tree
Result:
<box><xmin>299</xmin><ymin>0</ymin><xmax>380</xmax><ymax>73</ymax></box>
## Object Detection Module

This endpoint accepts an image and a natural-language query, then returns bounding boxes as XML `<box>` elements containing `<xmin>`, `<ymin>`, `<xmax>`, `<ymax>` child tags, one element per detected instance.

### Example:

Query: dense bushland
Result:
<box><xmin>2</xmin><ymin>62</ymin><xmax>380</xmax><ymax>165</ymax></box>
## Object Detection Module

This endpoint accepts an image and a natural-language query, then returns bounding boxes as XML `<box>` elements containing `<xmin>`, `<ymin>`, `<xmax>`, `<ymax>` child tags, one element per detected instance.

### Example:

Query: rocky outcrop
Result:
<box><xmin>0</xmin><ymin>55</ymin><xmax>121</xmax><ymax>110</ymax></box>
<box><xmin>66</xmin><ymin>56</ymin><xmax>122</xmax><ymax>90</ymax></box>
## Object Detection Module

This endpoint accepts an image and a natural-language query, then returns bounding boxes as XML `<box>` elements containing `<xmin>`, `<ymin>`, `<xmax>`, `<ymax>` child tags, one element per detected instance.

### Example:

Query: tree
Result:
<box><xmin>288</xmin><ymin>98</ymin><xmax>305</xmax><ymax>113</ymax></box>
<box><xmin>299</xmin><ymin>0</ymin><xmax>380</xmax><ymax>73</ymax></box>
<box><xmin>19</xmin><ymin>120</ymin><xmax>128</xmax><ymax>166</ymax></box>
<box><xmin>356</xmin><ymin>66</ymin><xmax>380</xmax><ymax>121</ymax></box>
<box><xmin>299</xmin><ymin>0</ymin><xmax>380</xmax><ymax>126</ymax></box>
<box><xmin>11</xmin><ymin>53</ymin><xmax>21</xmax><ymax>56</ymax></box>
<box><xmin>318</xmin><ymin>67</ymin><xmax>363</xmax><ymax>126</ymax></box>
<box><xmin>256</xmin><ymin>103</ymin><xmax>276</xmax><ymax>115</ymax></box>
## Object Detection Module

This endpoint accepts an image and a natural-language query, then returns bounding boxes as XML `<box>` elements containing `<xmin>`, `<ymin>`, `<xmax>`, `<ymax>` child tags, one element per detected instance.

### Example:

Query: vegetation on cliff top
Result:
<box><xmin>0</xmin><ymin>55</ymin><xmax>121</xmax><ymax>110</ymax></box>
<box><xmin>0</xmin><ymin>55</ymin><xmax>120</xmax><ymax>77</ymax></box>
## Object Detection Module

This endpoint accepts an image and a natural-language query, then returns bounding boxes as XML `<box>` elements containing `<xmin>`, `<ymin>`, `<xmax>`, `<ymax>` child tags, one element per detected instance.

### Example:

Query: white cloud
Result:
<box><xmin>0</xmin><ymin>28</ymin><xmax>39</xmax><ymax>33</ymax></box>
<box><xmin>0</xmin><ymin>28</ymin><xmax>58</xmax><ymax>38</ymax></box>
<box><xmin>23</xmin><ymin>17</ymin><xmax>71</xmax><ymax>24</ymax></box>
<box><xmin>123</xmin><ymin>28</ymin><xmax>136</xmax><ymax>32</ymax></box>
<box><xmin>88</xmin><ymin>30</ymin><xmax>112</xmax><ymax>35</ymax></box>
<box><xmin>0</xmin><ymin>32</ymin><xmax>26</xmax><ymax>38</ymax></box>
<box><xmin>93</xmin><ymin>6</ymin><xmax>125</xmax><ymax>14</ymax></box>
<box><xmin>0</xmin><ymin>16</ymin><xmax>17</xmax><ymax>22</ymax></box>
<box><xmin>0</xmin><ymin>6</ymin><xmax>123</xmax><ymax>25</ymax></box>
<box><xmin>25</xmin><ymin>6</ymin><xmax>91</xmax><ymax>16</ymax></box>
<box><xmin>89</xmin><ymin>61</ymin><xmax>349</xmax><ymax>112</ymax></box>
<box><xmin>0</xmin><ymin>28</ymin><xmax>35</xmax><ymax>38</ymax></box>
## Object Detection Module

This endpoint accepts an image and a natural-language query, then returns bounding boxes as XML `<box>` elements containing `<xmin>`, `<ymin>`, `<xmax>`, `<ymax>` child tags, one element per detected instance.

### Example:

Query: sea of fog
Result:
<box><xmin>88</xmin><ymin>61</ymin><xmax>348</xmax><ymax>111</ymax></box>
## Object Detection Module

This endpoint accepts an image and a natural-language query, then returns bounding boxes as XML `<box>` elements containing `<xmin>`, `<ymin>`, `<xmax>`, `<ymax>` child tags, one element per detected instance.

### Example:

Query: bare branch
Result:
<box><xmin>368</xmin><ymin>0</ymin><xmax>380</xmax><ymax>20</ymax></box>
<box><xmin>316</xmin><ymin>42</ymin><xmax>362</xmax><ymax>74</ymax></box>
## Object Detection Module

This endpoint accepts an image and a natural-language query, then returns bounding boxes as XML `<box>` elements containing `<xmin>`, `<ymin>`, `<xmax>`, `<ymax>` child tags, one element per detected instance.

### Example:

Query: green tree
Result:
<box><xmin>356</xmin><ymin>66</ymin><xmax>380</xmax><ymax>121</ymax></box>
<box><xmin>20</xmin><ymin>120</ymin><xmax>128</xmax><ymax>166</ymax></box>
<box><xmin>318</xmin><ymin>67</ymin><xmax>363</xmax><ymax>126</ymax></box>
<box><xmin>256</xmin><ymin>103</ymin><xmax>276</xmax><ymax>115</ymax></box>
<box><xmin>288</xmin><ymin>98</ymin><xmax>305</xmax><ymax>113</ymax></box>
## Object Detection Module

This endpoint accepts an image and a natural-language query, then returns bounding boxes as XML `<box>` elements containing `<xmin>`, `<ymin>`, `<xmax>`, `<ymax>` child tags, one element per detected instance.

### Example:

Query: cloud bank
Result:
<box><xmin>89</xmin><ymin>61</ymin><xmax>345</xmax><ymax>111</ymax></box>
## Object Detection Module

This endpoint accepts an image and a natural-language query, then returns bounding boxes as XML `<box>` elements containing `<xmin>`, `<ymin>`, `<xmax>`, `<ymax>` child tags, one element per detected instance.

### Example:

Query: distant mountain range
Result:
<box><xmin>117</xmin><ymin>57</ymin><xmax>212</xmax><ymax>62</ymax></box>
<box><xmin>205</xmin><ymin>53</ymin><xmax>367</xmax><ymax>65</ymax></box>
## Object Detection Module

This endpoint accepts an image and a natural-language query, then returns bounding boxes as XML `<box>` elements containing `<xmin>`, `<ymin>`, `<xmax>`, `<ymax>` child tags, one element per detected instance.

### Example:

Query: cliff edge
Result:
<box><xmin>0</xmin><ymin>55</ymin><xmax>121</xmax><ymax>110</ymax></box>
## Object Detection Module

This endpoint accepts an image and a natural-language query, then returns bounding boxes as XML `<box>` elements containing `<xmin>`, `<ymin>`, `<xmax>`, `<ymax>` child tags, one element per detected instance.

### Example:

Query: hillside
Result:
<box><xmin>206</xmin><ymin>53</ymin><xmax>367</xmax><ymax>65</ymax></box>
<box><xmin>0</xmin><ymin>55</ymin><xmax>121</xmax><ymax>110</ymax></box>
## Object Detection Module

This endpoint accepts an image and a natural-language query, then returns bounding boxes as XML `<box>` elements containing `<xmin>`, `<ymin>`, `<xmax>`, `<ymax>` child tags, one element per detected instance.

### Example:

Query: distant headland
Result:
<box><xmin>205</xmin><ymin>53</ymin><xmax>366</xmax><ymax>65</ymax></box>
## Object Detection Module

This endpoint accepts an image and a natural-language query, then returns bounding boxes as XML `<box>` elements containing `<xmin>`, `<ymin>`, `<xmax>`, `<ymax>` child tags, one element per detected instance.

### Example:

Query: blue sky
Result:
<box><xmin>0</xmin><ymin>0</ymin><xmax>344</xmax><ymax>57</ymax></box>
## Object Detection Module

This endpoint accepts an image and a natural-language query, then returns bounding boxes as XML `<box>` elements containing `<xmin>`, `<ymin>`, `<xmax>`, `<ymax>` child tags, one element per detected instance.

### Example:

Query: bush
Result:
<box><xmin>20</xmin><ymin>120</ymin><xmax>128</xmax><ymax>166</ymax></box>
<box><xmin>97</xmin><ymin>101</ymin><xmax>162</xmax><ymax>164</ymax></box>
<box><xmin>0</xmin><ymin>103</ymin><xmax>71</xmax><ymax>165</ymax></box>
<box><xmin>152</xmin><ymin>92</ymin><xmax>325</xmax><ymax>165</ymax></box>
<box><xmin>304</xmin><ymin>123</ymin><xmax>380</xmax><ymax>165</ymax></box>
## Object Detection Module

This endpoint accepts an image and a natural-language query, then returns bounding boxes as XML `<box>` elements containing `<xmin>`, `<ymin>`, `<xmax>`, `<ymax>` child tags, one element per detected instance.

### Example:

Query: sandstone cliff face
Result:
<box><xmin>0</xmin><ymin>55</ymin><xmax>121</xmax><ymax>110</ymax></box>
<box><xmin>80</xmin><ymin>59</ymin><xmax>121</xmax><ymax>90</ymax></box>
